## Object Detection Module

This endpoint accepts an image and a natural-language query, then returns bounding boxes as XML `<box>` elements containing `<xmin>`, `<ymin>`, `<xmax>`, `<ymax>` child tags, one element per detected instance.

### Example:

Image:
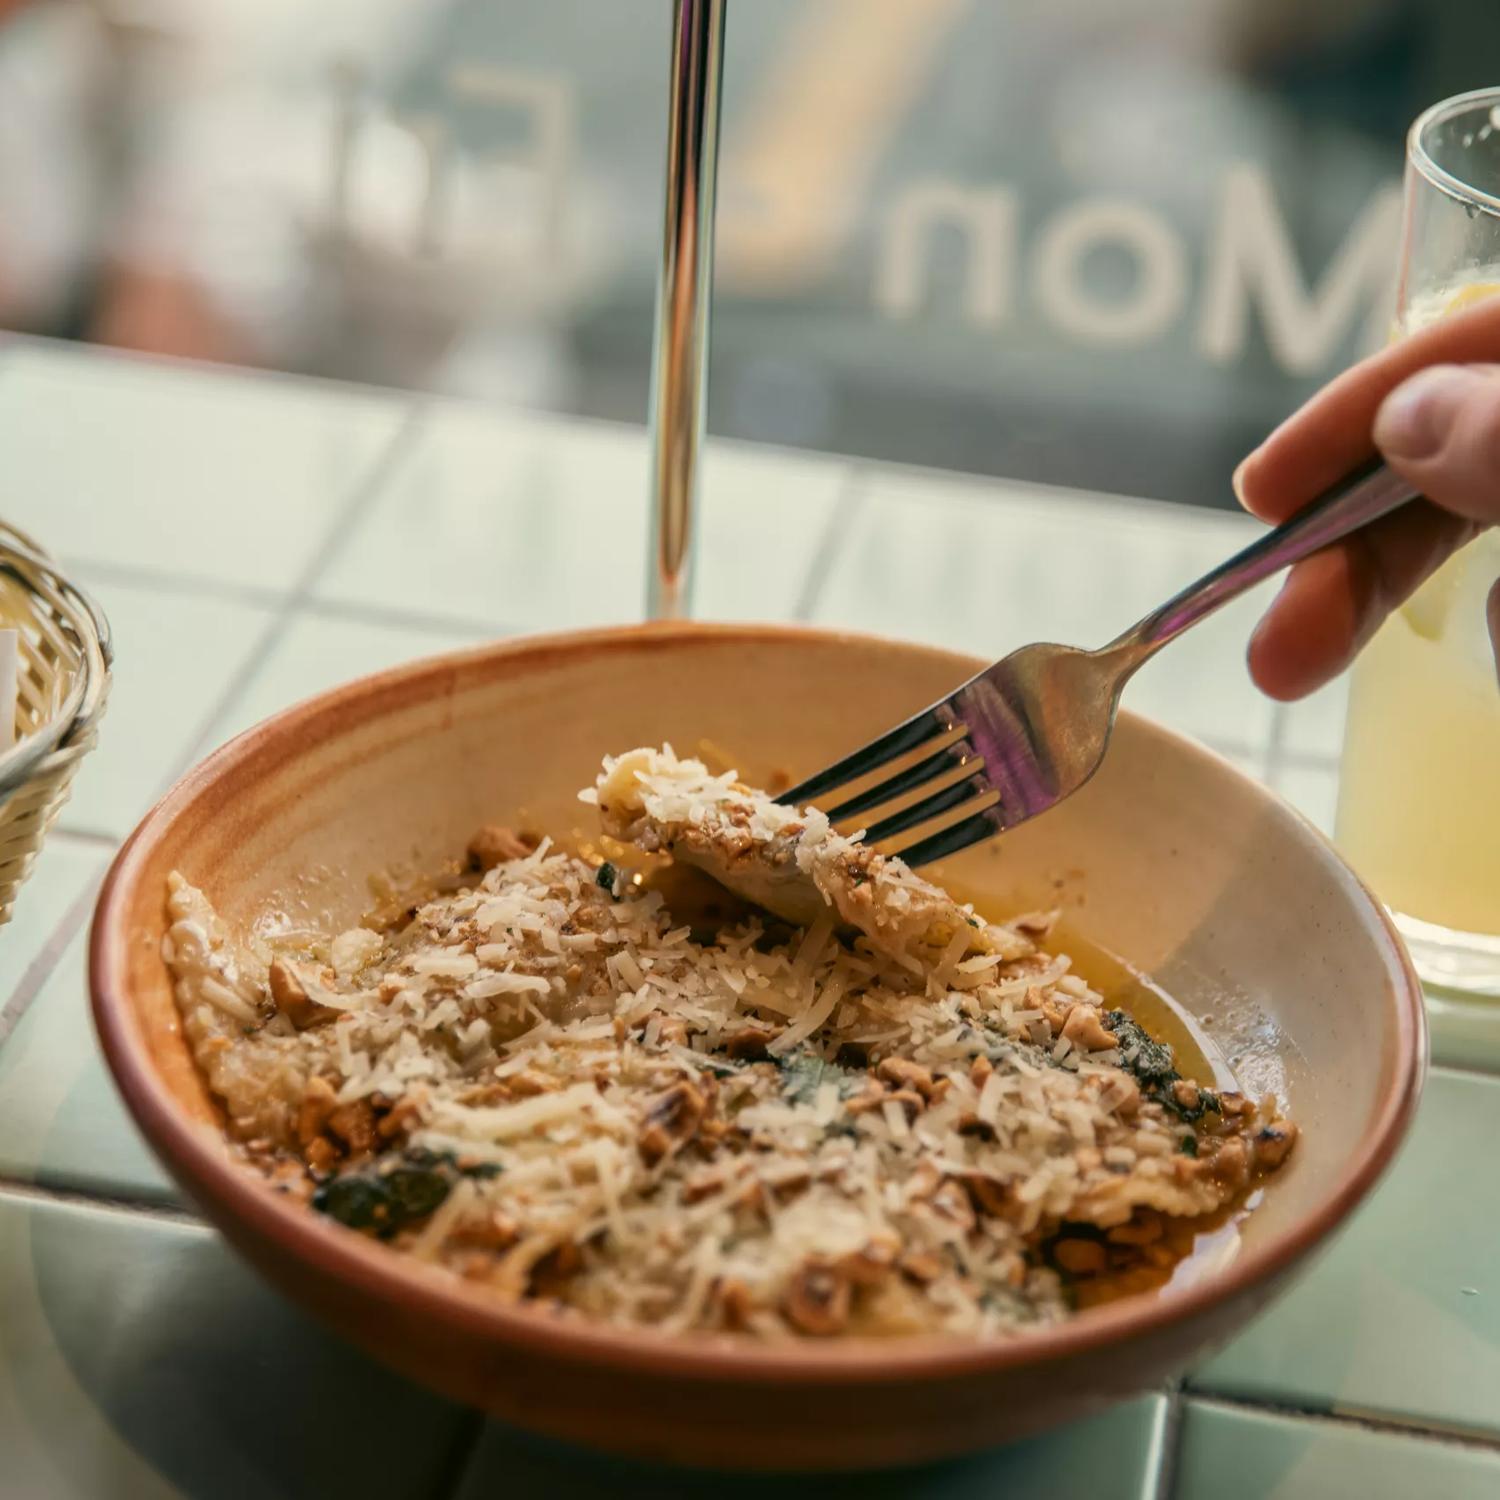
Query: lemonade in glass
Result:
<box><xmin>1335</xmin><ymin>90</ymin><xmax>1500</xmax><ymax>993</ymax></box>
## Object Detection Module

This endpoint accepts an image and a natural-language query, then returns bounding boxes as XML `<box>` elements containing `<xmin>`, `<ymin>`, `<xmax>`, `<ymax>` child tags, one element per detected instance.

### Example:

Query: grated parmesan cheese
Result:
<box><xmin>161</xmin><ymin>746</ymin><xmax>1297</xmax><ymax>1344</ymax></box>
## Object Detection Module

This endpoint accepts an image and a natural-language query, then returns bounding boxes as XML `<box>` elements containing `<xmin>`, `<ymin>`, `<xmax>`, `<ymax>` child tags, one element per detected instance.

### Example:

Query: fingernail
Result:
<box><xmin>1231</xmin><ymin>457</ymin><xmax>1250</xmax><ymax>503</ymax></box>
<box><xmin>1374</xmin><ymin>365</ymin><xmax>1483</xmax><ymax>459</ymax></box>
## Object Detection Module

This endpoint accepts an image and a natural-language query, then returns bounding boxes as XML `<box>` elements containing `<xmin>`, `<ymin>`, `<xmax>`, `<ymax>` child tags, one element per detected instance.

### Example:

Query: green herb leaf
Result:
<box><xmin>312</xmin><ymin>1175</ymin><xmax>391</xmax><ymax>1231</ymax></box>
<box><xmin>1103</xmin><ymin>1010</ymin><xmax>1178</xmax><ymax>1083</ymax></box>
<box><xmin>1103</xmin><ymin>1011</ymin><xmax>1223</xmax><ymax>1122</ymax></box>
<box><xmin>777</xmin><ymin>1049</ymin><xmax>861</xmax><ymax>1106</ymax></box>
<box><xmin>382</xmin><ymin>1166</ymin><xmax>452</xmax><ymax>1220</ymax></box>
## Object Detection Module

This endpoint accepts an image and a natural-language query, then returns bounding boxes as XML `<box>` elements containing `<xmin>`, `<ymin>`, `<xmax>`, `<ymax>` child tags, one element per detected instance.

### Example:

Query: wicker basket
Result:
<box><xmin>0</xmin><ymin>521</ymin><xmax>111</xmax><ymax>924</ymax></box>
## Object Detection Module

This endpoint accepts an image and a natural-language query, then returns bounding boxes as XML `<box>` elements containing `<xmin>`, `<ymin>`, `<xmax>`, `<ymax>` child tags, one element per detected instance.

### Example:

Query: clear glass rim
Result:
<box><xmin>1409</xmin><ymin>86</ymin><xmax>1500</xmax><ymax>220</ymax></box>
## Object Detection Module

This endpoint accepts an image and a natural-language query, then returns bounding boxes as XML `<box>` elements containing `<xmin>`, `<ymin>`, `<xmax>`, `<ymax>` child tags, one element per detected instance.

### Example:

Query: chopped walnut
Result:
<box><xmin>506</xmin><ymin>1070</ymin><xmax>561</xmax><ymax>1099</ymax></box>
<box><xmin>899</xmin><ymin>1250</ymin><xmax>946</xmax><ymax>1284</ymax></box>
<box><xmin>1052</xmin><ymin>1236</ymin><xmax>1107</xmax><ymax>1275</ymax></box>
<box><xmin>877</xmin><ymin>1057</ymin><xmax>935</xmax><ymax>1098</ymax></box>
<box><xmin>531</xmin><ymin>1240</ymin><xmax>583</xmax><ymax>1298</ymax></box>
<box><xmin>325</xmin><ymin>1099</ymin><xmax>376</xmax><ymax>1156</ymax></box>
<box><xmin>1252</xmin><ymin>1121</ymin><xmax>1298</xmax><ymax>1171</ymax></box>
<box><xmin>296</xmin><ymin>1076</ymin><xmax>337</xmax><ymax>1147</ymax></box>
<box><xmin>268</xmin><ymin>960</ymin><xmax>338</xmax><ymax>1031</ymax></box>
<box><xmin>451</xmin><ymin>1210</ymin><xmax>521</xmax><ymax>1253</ymax></box>
<box><xmin>1205</xmin><ymin>1134</ymin><xmax>1251</xmax><ymax>1190</ymax></box>
<box><xmin>680</xmin><ymin>1167</ymin><xmax>730</xmax><ymax>1204</ymax></box>
<box><xmin>959</xmin><ymin>1172</ymin><xmax>1010</xmax><ymax>1218</ymax></box>
<box><xmin>304</xmin><ymin>1136</ymin><xmax>337</xmax><ymax>1175</ymax></box>
<box><xmin>638</xmin><ymin>1082</ymin><xmax>706</xmax><ymax>1165</ymax></box>
<box><xmin>1061</xmin><ymin>1004</ymin><xmax>1115</xmax><ymax>1052</ymax></box>
<box><xmin>1172</xmin><ymin>1079</ymin><xmax>1203</xmax><ymax>1113</ymax></box>
<box><xmin>377</xmin><ymin>1091</ymin><xmax>426</xmax><ymax>1141</ymax></box>
<box><xmin>1107</xmin><ymin>1212</ymin><xmax>1164</xmax><ymax>1247</ymax></box>
<box><xmin>835</xmin><ymin>1237</ymin><xmax>899</xmax><ymax>1287</ymax></box>
<box><xmin>716</xmin><ymin>1278</ymin><xmax>754</xmax><ymax>1330</ymax></box>
<box><xmin>640</xmin><ymin>1011</ymin><xmax>689</xmax><ymax>1048</ymax></box>
<box><xmin>886</xmin><ymin>1088</ymin><xmax>926</xmax><ymax>1120</ymax></box>
<box><xmin>722</xmin><ymin>1026</ymin><xmax>779</xmax><ymax>1060</ymax></box>
<box><xmin>782</xmin><ymin>1263</ymin><xmax>851</xmax><ymax>1336</ymax></box>
<box><xmin>466</xmin><ymin>825</ymin><xmax>538</xmax><ymax>872</ymax></box>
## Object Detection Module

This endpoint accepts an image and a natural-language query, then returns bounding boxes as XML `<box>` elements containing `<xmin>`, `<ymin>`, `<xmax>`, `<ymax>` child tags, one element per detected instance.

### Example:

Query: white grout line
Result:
<box><xmin>1150</xmin><ymin>1389</ymin><xmax>1185</xmax><ymax>1500</ymax></box>
<box><xmin>0</xmin><ymin>328</ymin><xmax>428</xmax><ymax>416</ymax></box>
<box><xmin>58</xmin><ymin>553</ymin><xmax>521</xmax><ymax>644</ymax></box>
<box><xmin>293</xmin><ymin>592</ymin><xmax>508</xmax><ymax>642</ymax></box>
<box><xmin>0</xmin><ymin>1175</ymin><xmax>204</xmax><ymax>1230</ymax></box>
<box><xmin>0</xmin><ymin>866</ymin><xmax>107</xmax><ymax>1051</ymax></box>
<box><xmin>1185</xmin><ymin>1391</ymin><xmax>1500</xmax><ymax>1460</ymax></box>
<box><xmin>792</xmin><ymin>465</ymin><xmax>867</xmax><ymax>622</ymax></box>
<box><xmin>48</xmin><ymin>826</ymin><xmax>121</xmax><ymax>851</ymax></box>
<box><xmin>151</xmin><ymin>401</ymin><xmax>433</xmax><ymax>794</ymax></box>
<box><xmin>58</xmin><ymin>556</ymin><xmax>291</xmax><ymax>612</ymax></box>
<box><xmin>429</xmin><ymin>1411</ymin><xmax>489</xmax><ymax>1500</ymax></box>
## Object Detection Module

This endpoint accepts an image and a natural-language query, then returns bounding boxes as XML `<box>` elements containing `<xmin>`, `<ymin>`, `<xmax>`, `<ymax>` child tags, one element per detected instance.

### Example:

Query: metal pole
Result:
<box><xmin>646</xmin><ymin>0</ymin><xmax>726</xmax><ymax>620</ymax></box>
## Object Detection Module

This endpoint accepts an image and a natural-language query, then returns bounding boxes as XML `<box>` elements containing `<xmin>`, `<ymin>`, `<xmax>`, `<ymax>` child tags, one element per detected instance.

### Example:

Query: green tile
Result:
<box><xmin>1174</xmin><ymin>1402</ymin><xmax>1500</xmax><ymax>1500</ymax></box>
<box><xmin>0</xmin><ymin>1191</ymin><xmax>467</xmax><ymax>1498</ymax></box>
<box><xmin>206</xmin><ymin>607</ymin><xmax>492</xmax><ymax>748</ymax></box>
<box><xmin>0</xmin><ymin>839</ymin><xmax>104</xmax><ymax>1013</ymax></box>
<box><xmin>0</xmin><ymin>925</ymin><xmax>176</xmax><ymax>1204</ymax></box>
<box><xmin>60</xmin><ymin>575</ymin><xmax>277</xmax><ymax>838</ymax></box>
<box><xmin>314</xmin><ymin>405</ymin><xmax>849</xmax><ymax>630</ymax></box>
<box><xmin>1190</xmin><ymin>1067</ymin><xmax>1500</xmax><ymax>1439</ymax></box>
<box><xmin>455</xmin><ymin>1394</ymin><xmax>1166</xmax><ymax>1498</ymax></box>
<box><xmin>1427</xmin><ymin>992</ymin><xmax>1500</xmax><ymax>1073</ymax></box>
<box><xmin>810</xmin><ymin>471</ymin><xmax>1275</xmax><ymax>751</ymax></box>
<box><xmin>0</xmin><ymin>342</ymin><xmax>408</xmax><ymax>589</ymax></box>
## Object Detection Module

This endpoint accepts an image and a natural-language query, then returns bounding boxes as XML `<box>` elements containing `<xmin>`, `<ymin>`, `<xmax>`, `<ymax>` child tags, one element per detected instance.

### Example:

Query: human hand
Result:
<box><xmin>1236</xmin><ymin>296</ymin><xmax>1500</xmax><ymax>699</ymax></box>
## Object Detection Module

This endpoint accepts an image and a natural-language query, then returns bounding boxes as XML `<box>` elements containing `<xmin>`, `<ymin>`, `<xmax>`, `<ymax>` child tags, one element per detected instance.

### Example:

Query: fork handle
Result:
<box><xmin>1113</xmin><ymin>457</ymin><xmax>1420</xmax><ymax>657</ymax></box>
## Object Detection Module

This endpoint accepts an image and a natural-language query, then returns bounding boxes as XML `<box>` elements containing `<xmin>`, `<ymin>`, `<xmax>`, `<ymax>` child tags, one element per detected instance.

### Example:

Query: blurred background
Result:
<box><xmin>2</xmin><ymin>0</ymin><xmax>1497</xmax><ymax>511</ymax></box>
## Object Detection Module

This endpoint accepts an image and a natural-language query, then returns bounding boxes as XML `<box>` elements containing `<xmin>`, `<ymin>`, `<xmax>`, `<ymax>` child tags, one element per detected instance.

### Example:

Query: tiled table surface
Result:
<box><xmin>0</xmin><ymin>338</ymin><xmax>1496</xmax><ymax>1499</ymax></box>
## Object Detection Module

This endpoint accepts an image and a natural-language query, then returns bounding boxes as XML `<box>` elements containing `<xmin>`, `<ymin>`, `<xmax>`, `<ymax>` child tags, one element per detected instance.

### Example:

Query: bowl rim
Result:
<box><xmin>90</xmin><ymin>620</ymin><xmax>1427</xmax><ymax>1386</ymax></box>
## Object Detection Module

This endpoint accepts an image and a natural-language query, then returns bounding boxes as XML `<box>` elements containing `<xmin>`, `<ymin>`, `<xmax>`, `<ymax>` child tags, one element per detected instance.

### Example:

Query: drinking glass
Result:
<box><xmin>1336</xmin><ymin>87</ymin><xmax>1500</xmax><ymax>994</ymax></box>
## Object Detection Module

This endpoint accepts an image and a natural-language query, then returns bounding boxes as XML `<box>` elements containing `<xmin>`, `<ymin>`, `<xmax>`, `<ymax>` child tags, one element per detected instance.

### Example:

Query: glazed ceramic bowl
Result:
<box><xmin>90</xmin><ymin>624</ymin><xmax>1424</xmax><ymax>1470</ymax></box>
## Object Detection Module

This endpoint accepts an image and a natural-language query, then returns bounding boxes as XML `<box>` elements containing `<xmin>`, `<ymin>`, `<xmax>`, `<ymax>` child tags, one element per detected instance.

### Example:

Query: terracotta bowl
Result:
<box><xmin>90</xmin><ymin>624</ymin><xmax>1424</xmax><ymax>1470</ymax></box>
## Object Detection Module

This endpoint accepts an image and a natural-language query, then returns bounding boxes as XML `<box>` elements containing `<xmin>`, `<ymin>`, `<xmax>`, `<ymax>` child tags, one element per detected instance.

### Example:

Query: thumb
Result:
<box><xmin>1374</xmin><ymin>363</ymin><xmax>1500</xmax><ymax>524</ymax></box>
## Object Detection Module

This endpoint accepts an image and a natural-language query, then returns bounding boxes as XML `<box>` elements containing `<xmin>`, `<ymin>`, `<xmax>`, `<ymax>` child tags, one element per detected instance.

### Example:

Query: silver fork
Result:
<box><xmin>778</xmin><ymin>458</ymin><xmax>1420</xmax><ymax>865</ymax></box>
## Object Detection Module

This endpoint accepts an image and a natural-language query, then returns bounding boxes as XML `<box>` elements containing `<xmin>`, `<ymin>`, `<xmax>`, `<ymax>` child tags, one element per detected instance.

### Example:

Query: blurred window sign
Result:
<box><xmin>327</xmin><ymin>58</ymin><xmax>575</xmax><ymax>266</ymax></box>
<box><xmin>876</xmin><ymin>167</ymin><xmax>1401</xmax><ymax>372</ymax></box>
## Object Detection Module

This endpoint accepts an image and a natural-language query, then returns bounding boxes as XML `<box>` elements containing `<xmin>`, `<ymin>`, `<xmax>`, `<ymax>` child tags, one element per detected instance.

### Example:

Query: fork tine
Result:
<box><xmin>777</xmin><ymin>706</ymin><xmax>952</xmax><ymax>806</ymax></box>
<box><xmin>824</xmin><ymin>741</ymin><xmax>974</xmax><ymax>822</ymax></box>
<box><xmin>892</xmin><ymin>805</ymin><xmax>1008</xmax><ymax>868</ymax></box>
<box><xmin>858</xmin><ymin>776</ymin><xmax>994</xmax><ymax>844</ymax></box>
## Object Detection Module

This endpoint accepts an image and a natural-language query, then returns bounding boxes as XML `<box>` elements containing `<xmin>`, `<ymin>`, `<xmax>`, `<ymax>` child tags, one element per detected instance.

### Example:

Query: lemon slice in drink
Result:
<box><xmin>1442</xmin><ymin>280</ymin><xmax>1500</xmax><ymax>317</ymax></box>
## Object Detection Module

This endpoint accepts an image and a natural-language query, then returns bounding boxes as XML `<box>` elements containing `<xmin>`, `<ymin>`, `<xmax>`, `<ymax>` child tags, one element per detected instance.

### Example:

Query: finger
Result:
<box><xmin>1246</xmin><ymin>503</ymin><xmax>1478</xmax><ymax>699</ymax></box>
<box><xmin>1236</xmin><ymin>297</ymin><xmax>1500</xmax><ymax>524</ymax></box>
<box><xmin>1373</xmin><ymin>364</ymin><xmax>1500</xmax><ymax>522</ymax></box>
